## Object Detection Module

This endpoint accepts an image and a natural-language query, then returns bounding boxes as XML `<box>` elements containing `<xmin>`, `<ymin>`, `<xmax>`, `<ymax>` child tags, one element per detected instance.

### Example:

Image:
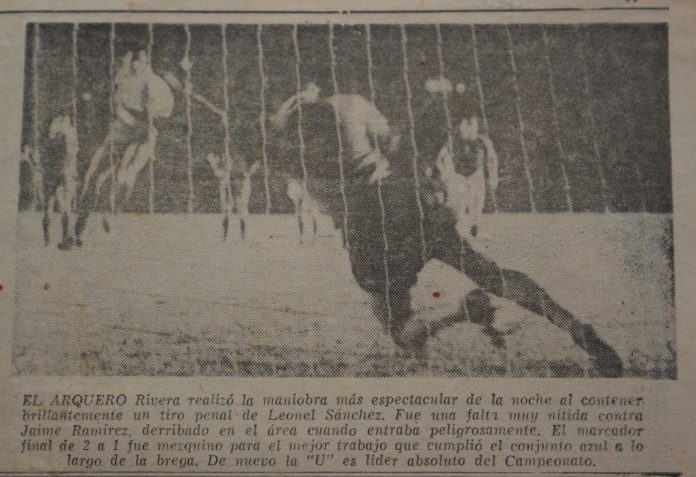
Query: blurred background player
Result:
<box><xmin>206</xmin><ymin>153</ymin><xmax>260</xmax><ymax>241</ymax></box>
<box><xmin>162</xmin><ymin>67</ymin><xmax>259</xmax><ymax>240</ymax></box>
<box><xmin>206</xmin><ymin>152</ymin><xmax>233</xmax><ymax>240</ymax></box>
<box><xmin>421</xmin><ymin>78</ymin><xmax>498</xmax><ymax>240</ymax></box>
<box><xmin>20</xmin><ymin>145</ymin><xmax>44</xmax><ymax>213</ymax></box>
<box><xmin>21</xmin><ymin>144</ymin><xmax>51</xmax><ymax>246</ymax></box>
<box><xmin>76</xmin><ymin>50</ymin><xmax>174</xmax><ymax>239</ymax></box>
<box><xmin>42</xmin><ymin>115</ymin><xmax>79</xmax><ymax>250</ymax></box>
<box><xmin>236</xmin><ymin>160</ymin><xmax>260</xmax><ymax>240</ymax></box>
<box><xmin>286</xmin><ymin>177</ymin><xmax>319</xmax><ymax>243</ymax></box>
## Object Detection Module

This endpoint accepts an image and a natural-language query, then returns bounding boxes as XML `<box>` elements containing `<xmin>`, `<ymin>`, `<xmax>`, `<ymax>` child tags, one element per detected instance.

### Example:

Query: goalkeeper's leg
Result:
<box><xmin>428</xmin><ymin>216</ymin><xmax>623</xmax><ymax>377</ymax></box>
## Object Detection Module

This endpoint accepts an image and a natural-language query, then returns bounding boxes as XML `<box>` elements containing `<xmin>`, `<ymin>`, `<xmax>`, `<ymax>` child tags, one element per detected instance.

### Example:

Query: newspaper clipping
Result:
<box><xmin>0</xmin><ymin>0</ymin><xmax>694</xmax><ymax>475</ymax></box>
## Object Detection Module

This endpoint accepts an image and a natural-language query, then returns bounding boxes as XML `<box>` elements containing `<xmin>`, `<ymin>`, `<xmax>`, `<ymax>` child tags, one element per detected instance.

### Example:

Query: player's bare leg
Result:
<box><xmin>305</xmin><ymin>194</ymin><xmax>319</xmax><ymax>243</ymax></box>
<box><xmin>287</xmin><ymin>178</ymin><xmax>304</xmax><ymax>241</ymax></box>
<box><xmin>287</xmin><ymin>178</ymin><xmax>318</xmax><ymax>243</ymax></box>
<box><xmin>96</xmin><ymin>138</ymin><xmax>138</xmax><ymax>210</ymax></box>
<box><xmin>297</xmin><ymin>198</ymin><xmax>305</xmax><ymax>240</ymax></box>
<box><xmin>57</xmin><ymin>211</ymin><xmax>72</xmax><ymax>250</ymax></box>
<box><xmin>205</xmin><ymin>153</ymin><xmax>233</xmax><ymax>241</ymax></box>
<box><xmin>75</xmin><ymin>138</ymin><xmax>141</xmax><ymax>240</ymax></box>
<box><xmin>237</xmin><ymin>162</ymin><xmax>258</xmax><ymax>241</ymax></box>
<box><xmin>237</xmin><ymin>178</ymin><xmax>249</xmax><ymax>240</ymax></box>
<box><xmin>94</xmin><ymin>169</ymin><xmax>113</xmax><ymax>207</ymax></box>
<box><xmin>93</xmin><ymin>169</ymin><xmax>116</xmax><ymax>232</ymax></box>
<box><xmin>22</xmin><ymin>146</ymin><xmax>44</xmax><ymax>212</ymax></box>
<box><xmin>80</xmin><ymin>132</ymin><xmax>110</xmax><ymax>202</ymax></box>
<box><xmin>42</xmin><ymin>211</ymin><xmax>50</xmax><ymax>246</ymax></box>
<box><xmin>55</xmin><ymin>185</ymin><xmax>75</xmax><ymax>250</ymax></box>
<box><xmin>47</xmin><ymin>116</ymin><xmax>80</xmax><ymax>250</ymax></box>
<box><xmin>115</xmin><ymin>129</ymin><xmax>156</xmax><ymax>212</ymax></box>
<box><xmin>42</xmin><ymin>195</ymin><xmax>55</xmax><ymax>246</ymax></box>
<box><xmin>78</xmin><ymin>141</ymin><xmax>136</xmax><ymax>237</ymax></box>
<box><xmin>66</xmin><ymin>184</ymin><xmax>80</xmax><ymax>247</ymax></box>
<box><xmin>222</xmin><ymin>182</ymin><xmax>231</xmax><ymax>242</ymax></box>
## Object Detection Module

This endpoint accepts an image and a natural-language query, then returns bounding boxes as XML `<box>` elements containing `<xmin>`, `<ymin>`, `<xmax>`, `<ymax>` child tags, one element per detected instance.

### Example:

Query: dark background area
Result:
<box><xmin>18</xmin><ymin>23</ymin><xmax>671</xmax><ymax>214</ymax></box>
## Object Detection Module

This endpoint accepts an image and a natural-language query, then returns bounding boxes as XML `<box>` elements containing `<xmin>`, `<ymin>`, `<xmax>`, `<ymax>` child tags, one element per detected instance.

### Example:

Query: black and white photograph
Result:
<box><xmin>13</xmin><ymin>21</ymin><xmax>673</xmax><ymax>378</ymax></box>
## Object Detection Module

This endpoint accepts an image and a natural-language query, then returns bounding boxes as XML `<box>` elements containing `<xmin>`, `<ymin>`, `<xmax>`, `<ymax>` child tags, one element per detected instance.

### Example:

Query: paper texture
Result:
<box><xmin>0</xmin><ymin>0</ymin><xmax>693</xmax><ymax>475</ymax></box>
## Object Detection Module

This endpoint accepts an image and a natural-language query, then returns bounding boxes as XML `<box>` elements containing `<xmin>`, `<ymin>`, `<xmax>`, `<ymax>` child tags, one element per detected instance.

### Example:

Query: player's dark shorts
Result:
<box><xmin>345</xmin><ymin>179</ymin><xmax>426</xmax><ymax>294</ymax></box>
<box><xmin>306</xmin><ymin>154</ymin><xmax>505</xmax><ymax>298</ymax></box>
<box><xmin>112</xmin><ymin>111</ymin><xmax>149</xmax><ymax>151</ymax></box>
<box><xmin>311</xmin><ymin>174</ymin><xmax>472</xmax><ymax>296</ymax></box>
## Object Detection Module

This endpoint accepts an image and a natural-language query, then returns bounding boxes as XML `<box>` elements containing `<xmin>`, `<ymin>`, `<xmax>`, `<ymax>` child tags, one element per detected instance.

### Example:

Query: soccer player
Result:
<box><xmin>161</xmin><ymin>66</ymin><xmax>260</xmax><ymax>240</ymax></box>
<box><xmin>235</xmin><ymin>160</ymin><xmax>260</xmax><ymax>240</ymax></box>
<box><xmin>76</xmin><ymin>50</ymin><xmax>174</xmax><ymax>240</ymax></box>
<box><xmin>268</xmin><ymin>82</ymin><xmax>623</xmax><ymax>377</ymax></box>
<box><xmin>43</xmin><ymin>115</ymin><xmax>80</xmax><ymax>250</ymax></box>
<box><xmin>20</xmin><ymin>145</ymin><xmax>44</xmax><ymax>213</ymax></box>
<box><xmin>422</xmin><ymin>78</ymin><xmax>498</xmax><ymax>240</ymax></box>
<box><xmin>21</xmin><ymin>145</ymin><xmax>51</xmax><ymax>244</ymax></box>
<box><xmin>206</xmin><ymin>153</ymin><xmax>260</xmax><ymax>241</ymax></box>
<box><xmin>206</xmin><ymin>152</ymin><xmax>233</xmax><ymax>240</ymax></box>
<box><xmin>286</xmin><ymin>177</ymin><xmax>319</xmax><ymax>242</ymax></box>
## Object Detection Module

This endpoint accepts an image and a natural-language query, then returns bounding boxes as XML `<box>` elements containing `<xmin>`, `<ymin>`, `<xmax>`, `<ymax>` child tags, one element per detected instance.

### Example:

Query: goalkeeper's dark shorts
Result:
<box><xmin>317</xmin><ymin>177</ymin><xmax>500</xmax><ymax>297</ymax></box>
